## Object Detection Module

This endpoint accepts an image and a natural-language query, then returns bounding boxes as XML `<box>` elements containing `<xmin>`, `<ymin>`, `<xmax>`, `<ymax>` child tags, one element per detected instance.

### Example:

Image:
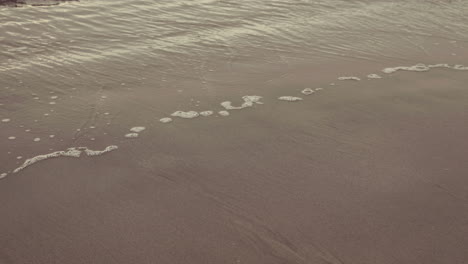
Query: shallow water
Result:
<box><xmin>1</xmin><ymin>1</ymin><xmax>468</xmax><ymax>161</ymax></box>
<box><xmin>1</xmin><ymin>1</ymin><xmax>468</xmax><ymax>263</ymax></box>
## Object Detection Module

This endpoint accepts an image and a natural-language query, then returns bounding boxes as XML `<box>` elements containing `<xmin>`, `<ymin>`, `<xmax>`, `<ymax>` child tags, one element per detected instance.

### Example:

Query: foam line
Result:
<box><xmin>278</xmin><ymin>96</ymin><xmax>303</xmax><ymax>102</ymax></box>
<box><xmin>367</xmin><ymin>74</ymin><xmax>382</xmax><ymax>79</ymax></box>
<box><xmin>382</xmin><ymin>63</ymin><xmax>468</xmax><ymax>74</ymax></box>
<box><xmin>220</xmin><ymin>95</ymin><xmax>263</xmax><ymax>110</ymax></box>
<box><xmin>13</xmin><ymin>146</ymin><xmax>118</xmax><ymax>174</ymax></box>
<box><xmin>338</xmin><ymin>76</ymin><xmax>361</xmax><ymax>81</ymax></box>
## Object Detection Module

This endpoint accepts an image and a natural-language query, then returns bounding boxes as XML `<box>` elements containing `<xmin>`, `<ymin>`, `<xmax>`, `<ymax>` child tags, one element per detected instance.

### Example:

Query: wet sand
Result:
<box><xmin>2</xmin><ymin>0</ymin><xmax>468</xmax><ymax>263</ymax></box>
<box><xmin>1</xmin><ymin>65</ymin><xmax>468</xmax><ymax>263</ymax></box>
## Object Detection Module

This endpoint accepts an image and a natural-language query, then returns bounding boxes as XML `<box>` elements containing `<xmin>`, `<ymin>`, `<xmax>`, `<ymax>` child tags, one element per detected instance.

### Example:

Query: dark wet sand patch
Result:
<box><xmin>1</xmin><ymin>67</ymin><xmax>468</xmax><ymax>263</ymax></box>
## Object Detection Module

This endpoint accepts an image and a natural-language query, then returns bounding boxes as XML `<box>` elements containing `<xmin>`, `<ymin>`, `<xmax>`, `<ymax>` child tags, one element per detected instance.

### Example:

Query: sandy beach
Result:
<box><xmin>1</xmin><ymin>0</ymin><xmax>468</xmax><ymax>263</ymax></box>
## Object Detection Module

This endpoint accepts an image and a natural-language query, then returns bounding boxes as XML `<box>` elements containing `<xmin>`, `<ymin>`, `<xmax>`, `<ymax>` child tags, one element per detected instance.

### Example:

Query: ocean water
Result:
<box><xmin>1</xmin><ymin>0</ymin><xmax>468</xmax><ymax>174</ymax></box>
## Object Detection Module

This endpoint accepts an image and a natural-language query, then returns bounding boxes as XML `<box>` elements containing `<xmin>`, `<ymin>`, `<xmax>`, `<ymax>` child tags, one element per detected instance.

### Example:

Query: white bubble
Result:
<box><xmin>171</xmin><ymin>111</ymin><xmax>199</xmax><ymax>119</ymax></box>
<box><xmin>49</xmin><ymin>101</ymin><xmax>56</xmax><ymax>105</ymax></box>
<box><xmin>301</xmin><ymin>88</ymin><xmax>315</xmax><ymax>95</ymax></box>
<box><xmin>218</xmin><ymin>111</ymin><xmax>230</xmax><ymax>116</ymax></box>
<box><xmin>367</xmin><ymin>74</ymin><xmax>382</xmax><ymax>79</ymax></box>
<box><xmin>33</xmin><ymin>138</ymin><xmax>41</xmax><ymax>142</ymax></box>
<box><xmin>8</xmin><ymin>136</ymin><xmax>15</xmax><ymax>140</ymax></box>
<box><xmin>338</xmin><ymin>76</ymin><xmax>361</xmax><ymax>81</ymax></box>
<box><xmin>125</xmin><ymin>133</ymin><xmax>139</xmax><ymax>138</ymax></box>
<box><xmin>200</xmin><ymin>111</ymin><xmax>214</xmax><ymax>117</ymax></box>
<box><xmin>0</xmin><ymin>173</ymin><xmax>7</xmax><ymax>179</ymax></box>
<box><xmin>220</xmin><ymin>95</ymin><xmax>263</xmax><ymax>110</ymax></box>
<box><xmin>50</xmin><ymin>96</ymin><xmax>58</xmax><ymax>99</ymax></box>
<box><xmin>278</xmin><ymin>96</ymin><xmax>303</xmax><ymax>102</ymax></box>
<box><xmin>160</xmin><ymin>117</ymin><xmax>173</xmax><ymax>123</ymax></box>
<box><xmin>13</xmin><ymin>146</ymin><xmax>118</xmax><ymax>173</ymax></box>
<box><xmin>2</xmin><ymin>118</ymin><xmax>10</xmax><ymax>123</ymax></box>
<box><xmin>130</xmin><ymin>127</ymin><xmax>146</xmax><ymax>133</ymax></box>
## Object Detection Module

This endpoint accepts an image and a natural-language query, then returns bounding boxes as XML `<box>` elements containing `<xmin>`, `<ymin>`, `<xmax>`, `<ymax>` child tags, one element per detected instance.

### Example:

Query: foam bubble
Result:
<box><xmin>383</xmin><ymin>63</ymin><xmax>468</xmax><ymax>74</ymax></box>
<box><xmin>49</xmin><ymin>102</ymin><xmax>56</xmax><ymax>105</ymax></box>
<box><xmin>453</xmin><ymin>64</ymin><xmax>468</xmax><ymax>70</ymax></box>
<box><xmin>278</xmin><ymin>96</ymin><xmax>303</xmax><ymax>102</ymax></box>
<box><xmin>8</xmin><ymin>136</ymin><xmax>16</xmax><ymax>140</ymax></box>
<box><xmin>83</xmin><ymin>145</ymin><xmax>118</xmax><ymax>156</ymax></box>
<box><xmin>220</xmin><ymin>101</ymin><xmax>243</xmax><ymax>110</ymax></box>
<box><xmin>242</xmin><ymin>95</ymin><xmax>263</xmax><ymax>104</ymax></box>
<box><xmin>130</xmin><ymin>126</ymin><xmax>146</xmax><ymax>133</ymax></box>
<box><xmin>17</xmin><ymin>156</ymin><xmax>22</xmax><ymax>160</ymax></box>
<box><xmin>13</xmin><ymin>146</ymin><xmax>118</xmax><ymax>173</ymax></box>
<box><xmin>0</xmin><ymin>173</ymin><xmax>6</xmax><ymax>179</ymax></box>
<box><xmin>50</xmin><ymin>96</ymin><xmax>58</xmax><ymax>99</ymax></box>
<box><xmin>367</xmin><ymin>74</ymin><xmax>382</xmax><ymax>79</ymax></box>
<box><xmin>315</xmin><ymin>88</ymin><xmax>324</xmax><ymax>91</ymax></box>
<box><xmin>49</xmin><ymin>135</ymin><xmax>55</xmax><ymax>138</ymax></box>
<box><xmin>13</xmin><ymin>148</ymin><xmax>82</xmax><ymax>173</ymax></box>
<box><xmin>2</xmin><ymin>118</ymin><xmax>10</xmax><ymax>123</ymax></box>
<box><xmin>125</xmin><ymin>133</ymin><xmax>139</xmax><ymax>138</ymax></box>
<box><xmin>200</xmin><ymin>111</ymin><xmax>214</xmax><ymax>117</ymax></box>
<box><xmin>218</xmin><ymin>110</ymin><xmax>230</xmax><ymax>116</ymax></box>
<box><xmin>171</xmin><ymin>111</ymin><xmax>199</xmax><ymax>119</ymax></box>
<box><xmin>33</xmin><ymin>138</ymin><xmax>41</xmax><ymax>142</ymax></box>
<box><xmin>160</xmin><ymin>117</ymin><xmax>173</xmax><ymax>123</ymax></box>
<box><xmin>338</xmin><ymin>76</ymin><xmax>361</xmax><ymax>81</ymax></box>
<box><xmin>221</xmin><ymin>95</ymin><xmax>263</xmax><ymax>110</ymax></box>
<box><xmin>428</xmin><ymin>63</ymin><xmax>450</xmax><ymax>69</ymax></box>
<box><xmin>301</xmin><ymin>88</ymin><xmax>315</xmax><ymax>95</ymax></box>
<box><xmin>382</xmin><ymin>63</ymin><xmax>429</xmax><ymax>74</ymax></box>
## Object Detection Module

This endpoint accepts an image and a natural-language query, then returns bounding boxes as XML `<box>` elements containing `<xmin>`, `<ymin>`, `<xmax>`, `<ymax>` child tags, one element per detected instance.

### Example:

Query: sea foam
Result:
<box><xmin>301</xmin><ymin>88</ymin><xmax>315</xmax><ymax>95</ymax></box>
<box><xmin>221</xmin><ymin>95</ymin><xmax>263</xmax><ymax>110</ymax></box>
<box><xmin>171</xmin><ymin>111</ymin><xmax>200</xmax><ymax>119</ymax></box>
<box><xmin>130</xmin><ymin>127</ymin><xmax>146</xmax><ymax>133</ymax></box>
<box><xmin>338</xmin><ymin>76</ymin><xmax>361</xmax><ymax>81</ymax></box>
<box><xmin>381</xmin><ymin>63</ymin><xmax>468</xmax><ymax>74</ymax></box>
<box><xmin>125</xmin><ymin>133</ymin><xmax>139</xmax><ymax>138</ymax></box>
<box><xmin>200</xmin><ymin>111</ymin><xmax>214</xmax><ymax>117</ymax></box>
<box><xmin>160</xmin><ymin>117</ymin><xmax>173</xmax><ymax>123</ymax></box>
<box><xmin>367</xmin><ymin>74</ymin><xmax>382</xmax><ymax>79</ymax></box>
<box><xmin>278</xmin><ymin>96</ymin><xmax>303</xmax><ymax>102</ymax></box>
<box><xmin>13</xmin><ymin>146</ymin><xmax>118</xmax><ymax>174</ymax></box>
<box><xmin>218</xmin><ymin>110</ymin><xmax>230</xmax><ymax>116</ymax></box>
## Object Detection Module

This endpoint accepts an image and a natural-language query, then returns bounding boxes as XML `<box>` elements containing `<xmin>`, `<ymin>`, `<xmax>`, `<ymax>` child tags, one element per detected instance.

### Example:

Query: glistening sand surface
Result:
<box><xmin>1</xmin><ymin>0</ymin><xmax>468</xmax><ymax>263</ymax></box>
